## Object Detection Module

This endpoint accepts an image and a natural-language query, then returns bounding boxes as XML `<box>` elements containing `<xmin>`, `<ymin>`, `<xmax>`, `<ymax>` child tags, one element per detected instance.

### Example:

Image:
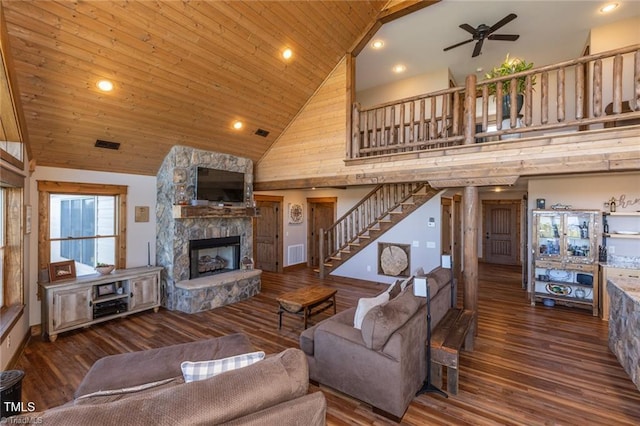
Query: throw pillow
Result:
<box><xmin>180</xmin><ymin>351</ymin><xmax>265</xmax><ymax>383</ymax></box>
<box><xmin>361</xmin><ymin>284</ymin><xmax>422</xmax><ymax>350</ymax></box>
<box><xmin>353</xmin><ymin>292</ymin><xmax>389</xmax><ymax>330</ymax></box>
<box><xmin>386</xmin><ymin>280</ymin><xmax>402</xmax><ymax>300</ymax></box>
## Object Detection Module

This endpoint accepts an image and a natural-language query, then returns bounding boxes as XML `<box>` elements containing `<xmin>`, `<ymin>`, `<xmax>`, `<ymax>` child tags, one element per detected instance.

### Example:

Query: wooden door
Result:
<box><xmin>483</xmin><ymin>201</ymin><xmax>520</xmax><ymax>265</ymax></box>
<box><xmin>441</xmin><ymin>198</ymin><xmax>452</xmax><ymax>256</ymax></box>
<box><xmin>254</xmin><ymin>196</ymin><xmax>283</xmax><ymax>273</ymax></box>
<box><xmin>307</xmin><ymin>198</ymin><xmax>336</xmax><ymax>268</ymax></box>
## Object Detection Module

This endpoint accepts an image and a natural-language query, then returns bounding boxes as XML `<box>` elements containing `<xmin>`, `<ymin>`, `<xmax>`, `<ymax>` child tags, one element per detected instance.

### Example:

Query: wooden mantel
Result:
<box><xmin>172</xmin><ymin>205</ymin><xmax>260</xmax><ymax>219</ymax></box>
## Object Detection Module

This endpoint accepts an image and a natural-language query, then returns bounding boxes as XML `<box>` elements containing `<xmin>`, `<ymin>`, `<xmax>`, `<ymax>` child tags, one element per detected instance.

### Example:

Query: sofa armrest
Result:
<box><xmin>222</xmin><ymin>391</ymin><xmax>326</xmax><ymax>426</ymax></box>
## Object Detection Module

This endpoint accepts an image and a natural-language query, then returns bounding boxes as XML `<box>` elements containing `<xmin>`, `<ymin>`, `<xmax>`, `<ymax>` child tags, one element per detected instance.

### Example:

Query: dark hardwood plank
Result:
<box><xmin>11</xmin><ymin>263</ymin><xmax>640</xmax><ymax>425</ymax></box>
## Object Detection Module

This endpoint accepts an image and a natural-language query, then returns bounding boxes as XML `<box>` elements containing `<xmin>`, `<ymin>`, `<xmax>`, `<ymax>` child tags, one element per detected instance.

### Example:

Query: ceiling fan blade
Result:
<box><xmin>489</xmin><ymin>13</ymin><xmax>517</xmax><ymax>33</ymax></box>
<box><xmin>472</xmin><ymin>39</ymin><xmax>484</xmax><ymax>57</ymax></box>
<box><xmin>459</xmin><ymin>23</ymin><xmax>476</xmax><ymax>35</ymax></box>
<box><xmin>488</xmin><ymin>34</ymin><xmax>520</xmax><ymax>41</ymax></box>
<box><xmin>443</xmin><ymin>38</ymin><xmax>473</xmax><ymax>52</ymax></box>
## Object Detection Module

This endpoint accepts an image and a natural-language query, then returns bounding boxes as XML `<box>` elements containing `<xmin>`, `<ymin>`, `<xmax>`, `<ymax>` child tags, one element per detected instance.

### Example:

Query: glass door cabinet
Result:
<box><xmin>531</xmin><ymin>210</ymin><xmax>600</xmax><ymax>316</ymax></box>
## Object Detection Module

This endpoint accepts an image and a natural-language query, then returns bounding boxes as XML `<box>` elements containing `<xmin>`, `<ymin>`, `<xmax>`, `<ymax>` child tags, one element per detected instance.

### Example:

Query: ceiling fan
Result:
<box><xmin>443</xmin><ymin>13</ymin><xmax>520</xmax><ymax>58</ymax></box>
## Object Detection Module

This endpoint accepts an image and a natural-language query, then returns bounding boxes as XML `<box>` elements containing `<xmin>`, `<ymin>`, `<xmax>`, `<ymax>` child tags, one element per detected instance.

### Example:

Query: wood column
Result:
<box><xmin>463</xmin><ymin>74</ymin><xmax>478</xmax><ymax>349</ymax></box>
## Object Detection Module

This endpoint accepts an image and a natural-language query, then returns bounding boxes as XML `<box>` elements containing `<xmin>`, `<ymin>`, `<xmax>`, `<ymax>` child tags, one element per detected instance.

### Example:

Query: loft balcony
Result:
<box><xmin>347</xmin><ymin>45</ymin><xmax>640</xmax><ymax>178</ymax></box>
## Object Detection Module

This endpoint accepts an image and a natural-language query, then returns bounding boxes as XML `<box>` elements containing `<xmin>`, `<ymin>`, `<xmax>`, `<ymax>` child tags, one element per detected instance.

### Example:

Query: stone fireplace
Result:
<box><xmin>156</xmin><ymin>146</ymin><xmax>261</xmax><ymax>313</ymax></box>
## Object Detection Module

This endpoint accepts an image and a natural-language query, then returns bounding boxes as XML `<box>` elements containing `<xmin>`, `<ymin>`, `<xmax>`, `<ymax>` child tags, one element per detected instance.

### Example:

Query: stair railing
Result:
<box><xmin>319</xmin><ymin>182</ymin><xmax>426</xmax><ymax>277</ymax></box>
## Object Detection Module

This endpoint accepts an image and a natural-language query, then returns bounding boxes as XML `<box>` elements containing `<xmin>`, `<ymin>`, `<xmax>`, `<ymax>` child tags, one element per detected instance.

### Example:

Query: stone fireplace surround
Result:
<box><xmin>156</xmin><ymin>146</ymin><xmax>261</xmax><ymax>313</ymax></box>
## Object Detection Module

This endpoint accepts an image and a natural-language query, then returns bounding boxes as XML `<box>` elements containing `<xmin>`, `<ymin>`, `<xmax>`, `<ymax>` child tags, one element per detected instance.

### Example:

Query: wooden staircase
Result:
<box><xmin>318</xmin><ymin>183</ymin><xmax>439</xmax><ymax>278</ymax></box>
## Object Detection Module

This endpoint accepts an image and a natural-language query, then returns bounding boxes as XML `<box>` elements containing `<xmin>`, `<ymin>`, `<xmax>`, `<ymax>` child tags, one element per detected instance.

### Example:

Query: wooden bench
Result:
<box><xmin>430</xmin><ymin>308</ymin><xmax>474</xmax><ymax>395</ymax></box>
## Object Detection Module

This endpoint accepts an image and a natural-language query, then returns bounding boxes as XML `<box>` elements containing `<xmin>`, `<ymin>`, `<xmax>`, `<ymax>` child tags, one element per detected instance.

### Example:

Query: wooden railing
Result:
<box><xmin>350</xmin><ymin>45</ymin><xmax>640</xmax><ymax>159</ymax></box>
<box><xmin>319</xmin><ymin>182</ymin><xmax>426</xmax><ymax>269</ymax></box>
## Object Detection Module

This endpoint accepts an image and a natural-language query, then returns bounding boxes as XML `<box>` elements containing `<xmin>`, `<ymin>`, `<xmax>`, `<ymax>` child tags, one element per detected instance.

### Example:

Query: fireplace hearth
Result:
<box><xmin>189</xmin><ymin>236</ymin><xmax>241</xmax><ymax>279</ymax></box>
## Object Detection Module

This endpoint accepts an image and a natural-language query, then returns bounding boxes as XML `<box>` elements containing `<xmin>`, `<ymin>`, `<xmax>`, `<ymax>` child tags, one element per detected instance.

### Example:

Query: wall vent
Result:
<box><xmin>95</xmin><ymin>139</ymin><xmax>121</xmax><ymax>150</ymax></box>
<box><xmin>254</xmin><ymin>128</ymin><xmax>270</xmax><ymax>137</ymax></box>
<box><xmin>287</xmin><ymin>244</ymin><xmax>305</xmax><ymax>265</ymax></box>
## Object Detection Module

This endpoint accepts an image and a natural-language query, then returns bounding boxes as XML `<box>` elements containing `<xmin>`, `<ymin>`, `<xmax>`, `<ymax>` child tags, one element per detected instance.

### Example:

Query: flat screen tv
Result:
<box><xmin>196</xmin><ymin>167</ymin><xmax>245</xmax><ymax>203</ymax></box>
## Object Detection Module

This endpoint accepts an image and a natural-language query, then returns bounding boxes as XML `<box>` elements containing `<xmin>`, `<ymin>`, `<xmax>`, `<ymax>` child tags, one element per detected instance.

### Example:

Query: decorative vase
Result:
<box><xmin>502</xmin><ymin>94</ymin><xmax>524</xmax><ymax>119</ymax></box>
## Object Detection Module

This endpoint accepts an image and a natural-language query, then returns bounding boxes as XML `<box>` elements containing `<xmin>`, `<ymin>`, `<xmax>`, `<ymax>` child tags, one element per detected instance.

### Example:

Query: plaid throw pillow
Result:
<box><xmin>180</xmin><ymin>351</ymin><xmax>265</xmax><ymax>383</ymax></box>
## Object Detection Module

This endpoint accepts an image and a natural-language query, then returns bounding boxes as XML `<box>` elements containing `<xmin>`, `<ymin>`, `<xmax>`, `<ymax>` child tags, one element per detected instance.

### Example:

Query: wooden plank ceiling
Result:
<box><xmin>2</xmin><ymin>0</ymin><xmax>387</xmax><ymax>175</ymax></box>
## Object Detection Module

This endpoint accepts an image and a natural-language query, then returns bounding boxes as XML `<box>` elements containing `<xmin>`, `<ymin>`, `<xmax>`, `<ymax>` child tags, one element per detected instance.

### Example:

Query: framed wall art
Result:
<box><xmin>288</xmin><ymin>203</ymin><xmax>303</xmax><ymax>224</ymax></box>
<box><xmin>49</xmin><ymin>260</ymin><xmax>77</xmax><ymax>282</ymax></box>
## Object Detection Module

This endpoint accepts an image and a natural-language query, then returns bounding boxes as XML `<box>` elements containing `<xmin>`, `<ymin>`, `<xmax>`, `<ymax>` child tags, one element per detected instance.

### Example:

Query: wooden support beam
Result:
<box><xmin>463</xmin><ymin>185</ymin><xmax>478</xmax><ymax>347</ymax></box>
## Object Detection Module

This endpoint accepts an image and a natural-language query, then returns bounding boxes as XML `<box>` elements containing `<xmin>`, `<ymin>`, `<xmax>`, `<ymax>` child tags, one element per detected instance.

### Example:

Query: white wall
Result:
<box><xmin>333</xmin><ymin>193</ymin><xmax>443</xmax><ymax>284</ymax></box>
<box><xmin>27</xmin><ymin>166</ymin><xmax>157</xmax><ymax>326</ymax></box>
<box><xmin>356</xmin><ymin>68</ymin><xmax>451</xmax><ymax>108</ymax></box>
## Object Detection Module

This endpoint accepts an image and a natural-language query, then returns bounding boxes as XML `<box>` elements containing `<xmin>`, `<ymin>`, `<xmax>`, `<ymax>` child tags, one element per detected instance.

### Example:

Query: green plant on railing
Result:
<box><xmin>484</xmin><ymin>54</ymin><xmax>535</xmax><ymax>96</ymax></box>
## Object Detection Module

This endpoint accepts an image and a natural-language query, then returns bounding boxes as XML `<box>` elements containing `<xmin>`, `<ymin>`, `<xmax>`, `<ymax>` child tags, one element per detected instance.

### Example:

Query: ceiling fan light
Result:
<box><xmin>599</xmin><ymin>3</ymin><xmax>619</xmax><ymax>13</ymax></box>
<box><xmin>96</xmin><ymin>79</ymin><xmax>114</xmax><ymax>92</ymax></box>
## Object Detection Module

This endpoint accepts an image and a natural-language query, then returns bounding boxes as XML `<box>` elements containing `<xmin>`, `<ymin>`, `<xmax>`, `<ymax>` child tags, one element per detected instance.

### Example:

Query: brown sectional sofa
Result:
<box><xmin>19</xmin><ymin>333</ymin><xmax>326</xmax><ymax>425</ymax></box>
<box><xmin>300</xmin><ymin>267</ymin><xmax>453</xmax><ymax>421</ymax></box>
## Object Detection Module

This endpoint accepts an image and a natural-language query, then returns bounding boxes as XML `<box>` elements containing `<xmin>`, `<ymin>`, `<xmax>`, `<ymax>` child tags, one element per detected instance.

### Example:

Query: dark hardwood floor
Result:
<box><xmin>12</xmin><ymin>263</ymin><xmax>640</xmax><ymax>425</ymax></box>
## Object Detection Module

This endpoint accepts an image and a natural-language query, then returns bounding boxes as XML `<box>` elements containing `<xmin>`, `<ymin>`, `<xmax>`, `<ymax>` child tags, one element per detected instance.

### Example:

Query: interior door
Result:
<box><xmin>483</xmin><ymin>201</ymin><xmax>520</xmax><ymax>265</ymax></box>
<box><xmin>254</xmin><ymin>196</ymin><xmax>283</xmax><ymax>272</ymax></box>
<box><xmin>307</xmin><ymin>198</ymin><xmax>336</xmax><ymax>268</ymax></box>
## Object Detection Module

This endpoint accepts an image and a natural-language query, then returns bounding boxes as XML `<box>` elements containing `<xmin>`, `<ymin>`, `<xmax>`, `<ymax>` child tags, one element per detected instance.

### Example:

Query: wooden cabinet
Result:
<box><xmin>40</xmin><ymin>266</ymin><xmax>162</xmax><ymax>341</ymax></box>
<box><xmin>531</xmin><ymin>210</ymin><xmax>600</xmax><ymax>316</ymax></box>
<box><xmin>129</xmin><ymin>273</ymin><xmax>159</xmax><ymax>312</ymax></box>
<box><xmin>51</xmin><ymin>287</ymin><xmax>93</xmax><ymax>332</ymax></box>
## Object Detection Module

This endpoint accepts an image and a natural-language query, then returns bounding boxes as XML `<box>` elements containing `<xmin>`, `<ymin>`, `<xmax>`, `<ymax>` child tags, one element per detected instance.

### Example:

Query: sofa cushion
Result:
<box><xmin>181</xmin><ymin>351</ymin><xmax>265</xmax><ymax>383</ymax></box>
<box><xmin>353</xmin><ymin>292</ymin><xmax>389</xmax><ymax>330</ymax></box>
<box><xmin>426</xmin><ymin>267</ymin><xmax>452</xmax><ymax>294</ymax></box>
<box><xmin>75</xmin><ymin>333</ymin><xmax>254</xmax><ymax>398</ymax></box>
<box><xmin>360</xmin><ymin>284</ymin><xmax>422</xmax><ymax>351</ymax></box>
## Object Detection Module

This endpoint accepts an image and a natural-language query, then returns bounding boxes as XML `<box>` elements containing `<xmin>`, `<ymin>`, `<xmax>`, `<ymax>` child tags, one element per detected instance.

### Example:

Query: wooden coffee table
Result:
<box><xmin>277</xmin><ymin>285</ymin><xmax>337</xmax><ymax>329</ymax></box>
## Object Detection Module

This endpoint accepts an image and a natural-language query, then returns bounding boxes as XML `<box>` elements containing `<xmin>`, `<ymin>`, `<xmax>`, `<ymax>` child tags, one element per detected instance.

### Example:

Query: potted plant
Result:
<box><xmin>484</xmin><ymin>54</ymin><xmax>535</xmax><ymax>118</ymax></box>
<box><xmin>96</xmin><ymin>262</ymin><xmax>115</xmax><ymax>275</ymax></box>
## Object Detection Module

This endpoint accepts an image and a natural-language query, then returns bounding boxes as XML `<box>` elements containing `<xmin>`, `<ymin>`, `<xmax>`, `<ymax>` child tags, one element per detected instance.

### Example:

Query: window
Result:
<box><xmin>0</xmin><ymin>166</ymin><xmax>25</xmax><ymax>340</ymax></box>
<box><xmin>38</xmin><ymin>181</ymin><xmax>127</xmax><ymax>278</ymax></box>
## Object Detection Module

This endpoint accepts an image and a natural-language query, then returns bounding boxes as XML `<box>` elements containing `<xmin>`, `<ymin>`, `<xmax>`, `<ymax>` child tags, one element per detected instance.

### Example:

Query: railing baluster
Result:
<box><xmin>390</xmin><ymin>106</ymin><xmax>396</xmax><ymax>149</ymax></box>
<box><xmin>613</xmin><ymin>54</ymin><xmax>623</xmax><ymax>113</ymax></box>
<box><xmin>496</xmin><ymin>83</ymin><xmax>503</xmax><ymax>130</ymax></box>
<box><xmin>419</xmin><ymin>99</ymin><xmax>425</xmax><ymax>142</ymax></box>
<box><xmin>430</xmin><ymin>97</ymin><xmax>437</xmax><ymax>139</ymax></box>
<box><xmin>541</xmin><ymin>71</ymin><xmax>549</xmax><ymax>124</ymax></box>
<box><xmin>510</xmin><ymin>78</ymin><xmax>518</xmax><ymax>128</ymax></box>
<box><xmin>633</xmin><ymin>50</ymin><xmax>640</xmax><ymax>111</ymax></box>
<box><xmin>557</xmin><ymin>68</ymin><xmax>565</xmax><ymax>122</ymax></box>
<box><xmin>363</xmin><ymin>109</ymin><xmax>369</xmax><ymax>154</ymax></box>
<box><xmin>408</xmin><ymin>101</ymin><xmax>414</xmax><ymax>147</ymax></box>
<box><xmin>593</xmin><ymin>59</ymin><xmax>602</xmax><ymax>117</ymax></box>
<box><xmin>575</xmin><ymin>63</ymin><xmax>584</xmax><ymax>119</ymax></box>
<box><xmin>399</xmin><ymin>103</ymin><xmax>405</xmax><ymax>148</ymax></box>
<box><xmin>525</xmin><ymin>75</ymin><xmax>533</xmax><ymax>126</ymax></box>
<box><xmin>482</xmin><ymin>85</ymin><xmax>489</xmax><ymax>132</ymax></box>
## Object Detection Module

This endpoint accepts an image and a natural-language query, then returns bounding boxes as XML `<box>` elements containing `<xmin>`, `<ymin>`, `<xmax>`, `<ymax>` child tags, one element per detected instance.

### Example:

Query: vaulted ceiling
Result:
<box><xmin>2</xmin><ymin>0</ymin><xmax>388</xmax><ymax>175</ymax></box>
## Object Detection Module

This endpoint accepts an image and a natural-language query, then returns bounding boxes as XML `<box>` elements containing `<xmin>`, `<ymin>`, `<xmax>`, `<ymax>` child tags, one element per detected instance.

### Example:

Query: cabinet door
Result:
<box><xmin>534</xmin><ymin>212</ymin><xmax>563</xmax><ymax>261</ymax></box>
<box><xmin>52</xmin><ymin>287</ymin><xmax>93</xmax><ymax>331</ymax></box>
<box><xmin>129</xmin><ymin>273</ymin><xmax>159</xmax><ymax>311</ymax></box>
<box><xmin>564</xmin><ymin>211</ymin><xmax>596</xmax><ymax>263</ymax></box>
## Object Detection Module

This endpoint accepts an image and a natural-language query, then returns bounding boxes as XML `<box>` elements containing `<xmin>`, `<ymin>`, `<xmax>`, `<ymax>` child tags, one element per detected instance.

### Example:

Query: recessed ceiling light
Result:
<box><xmin>392</xmin><ymin>64</ymin><xmax>406</xmax><ymax>74</ymax></box>
<box><xmin>600</xmin><ymin>2</ymin><xmax>618</xmax><ymax>13</ymax></box>
<box><xmin>233</xmin><ymin>121</ymin><xmax>243</xmax><ymax>130</ymax></box>
<box><xmin>282</xmin><ymin>48</ymin><xmax>293</xmax><ymax>60</ymax></box>
<box><xmin>371</xmin><ymin>40</ymin><xmax>384</xmax><ymax>49</ymax></box>
<box><xmin>96</xmin><ymin>79</ymin><xmax>114</xmax><ymax>92</ymax></box>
